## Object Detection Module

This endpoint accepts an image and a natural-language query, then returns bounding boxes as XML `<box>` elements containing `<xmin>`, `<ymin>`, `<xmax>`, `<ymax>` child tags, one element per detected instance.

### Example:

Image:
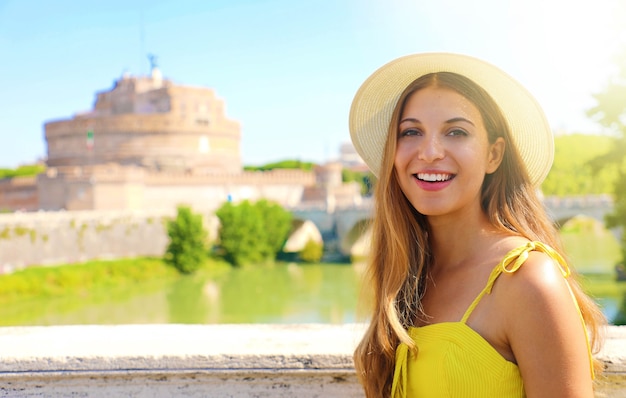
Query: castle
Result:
<box><xmin>0</xmin><ymin>66</ymin><xmax>361</xmax><ymax>213</ymax></box>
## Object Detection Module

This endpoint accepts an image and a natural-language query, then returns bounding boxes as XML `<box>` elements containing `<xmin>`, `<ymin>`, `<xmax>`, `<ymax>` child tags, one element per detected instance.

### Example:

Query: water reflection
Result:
<box><xmin>0</xmin><ymin>263</ymin><xmax>362</xmax><ymax>326</ymax></box>
<box><xmin>0</xmin><ymin>212</ymin><xmax>620</xmax><ymax>326</ymax></box>
<box><xmin>167</xmin><ymin>276</ymin><xmax>212</xmax><ymax>324</ymax></box>
<box><xmin>209</xmin><ymin>263</ymin><xmax>360</xmax><ymax>324</ymax></box>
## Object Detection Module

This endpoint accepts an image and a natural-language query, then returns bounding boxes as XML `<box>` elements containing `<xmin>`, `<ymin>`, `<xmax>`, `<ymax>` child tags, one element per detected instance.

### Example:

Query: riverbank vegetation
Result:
<box><xmin>0</xmin><ymin>256</ymin><xmax>231</xmax><ymax>305</ymax></box>
<box><xmin>0</xmin><ymin>201</ymin><xmax>298</xmax><ymax>305</ymax></box>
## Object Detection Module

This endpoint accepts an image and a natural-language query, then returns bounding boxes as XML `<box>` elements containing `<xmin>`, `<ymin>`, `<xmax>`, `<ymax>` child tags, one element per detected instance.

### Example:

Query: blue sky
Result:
<box><xmin>0</xmin><ymin>0</ymin><xmax>624</xmax><ymax>168</ymax></box>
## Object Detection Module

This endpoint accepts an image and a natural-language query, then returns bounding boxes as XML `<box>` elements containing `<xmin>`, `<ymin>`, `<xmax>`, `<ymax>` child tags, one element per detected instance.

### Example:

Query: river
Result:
<box><xmin>0</xmin><ymin>216</ymin><xmax>623</xmax><ymax>326</ymax></box>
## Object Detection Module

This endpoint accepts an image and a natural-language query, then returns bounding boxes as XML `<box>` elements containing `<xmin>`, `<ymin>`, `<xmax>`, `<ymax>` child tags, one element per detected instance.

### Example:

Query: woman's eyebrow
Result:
<box><xmin>399</xmin><ymin>117</ymin><xmax>475</xmax><ymax>126</ymax></box>
<box><xmin>445</xmin><ymin>117</ymin><xmax>475</xmax><ymax>126</ymax></box>
<box><xmin>399</xmin><ymin>117</ymin><xmax>420</xmax><ymax>125</ymax></box>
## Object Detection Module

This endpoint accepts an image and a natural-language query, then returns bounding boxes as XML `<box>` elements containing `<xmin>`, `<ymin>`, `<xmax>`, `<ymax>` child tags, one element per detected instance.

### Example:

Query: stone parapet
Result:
<box><xmin>143</xmin><ymin>168</ymin><xmax>316</xmax><ymax>186</ymax></box>
<box><xmin>0</xmin><ymin>324</ymin><xmax>363</xmax><ymax>397</ymax></box>
<box><xmin>0</xmin><ymin>324</ymin><xmax>624</xmax><ymax>397</ymax></box>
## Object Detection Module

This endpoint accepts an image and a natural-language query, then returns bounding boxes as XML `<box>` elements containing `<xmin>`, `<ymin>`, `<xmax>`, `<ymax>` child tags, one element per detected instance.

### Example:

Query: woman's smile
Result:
<box><xmin>413</xmin><ymin>172</ymin><xmax>456</xmax><ymax>191</ymax></box>
<box><xmin>415</xmin><ymin>172</ymin><xmax>454</xmax><ymax>182</ymax></box>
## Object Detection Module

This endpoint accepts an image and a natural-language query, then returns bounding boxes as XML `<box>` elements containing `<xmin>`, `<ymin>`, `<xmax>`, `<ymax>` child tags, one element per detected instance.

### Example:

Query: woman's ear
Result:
<box><xmin>486</xmin><ymin>137</ymin><xmax>505</xmax><ymax>174</ymax></box>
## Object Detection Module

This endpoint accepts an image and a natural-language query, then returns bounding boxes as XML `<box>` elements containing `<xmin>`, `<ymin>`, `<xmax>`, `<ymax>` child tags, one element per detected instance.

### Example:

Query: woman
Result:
<box><xmin>349</xmin><ymin>53</ymin><xmax>605</xmax><ymax>397</ymax></box>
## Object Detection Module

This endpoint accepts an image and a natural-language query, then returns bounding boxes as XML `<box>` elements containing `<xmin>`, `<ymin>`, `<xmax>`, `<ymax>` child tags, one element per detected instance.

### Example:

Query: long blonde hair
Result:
<box><xmin>353</xmin><ymin>72</ymin><xmax>606</xmax><ymax>397</ymax></box>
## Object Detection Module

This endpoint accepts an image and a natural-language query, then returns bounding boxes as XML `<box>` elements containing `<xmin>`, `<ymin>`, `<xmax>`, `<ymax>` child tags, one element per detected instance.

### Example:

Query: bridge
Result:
<box><xmin>289</xmin><ymin>195</ymin><xmax>618</xmax><ymax>258</ymax></box>
<box><xmin>543</xmin><ymin>194</ymin><xmax>615</xmax><ymax>225</ymax></box>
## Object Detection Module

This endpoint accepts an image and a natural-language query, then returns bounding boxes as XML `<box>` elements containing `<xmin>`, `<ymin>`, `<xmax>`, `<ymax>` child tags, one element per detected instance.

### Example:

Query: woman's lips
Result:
<box><xmin>412</xmin><ymin>173</ymin><xmax>455</xmax><ymax>191</ymax></box>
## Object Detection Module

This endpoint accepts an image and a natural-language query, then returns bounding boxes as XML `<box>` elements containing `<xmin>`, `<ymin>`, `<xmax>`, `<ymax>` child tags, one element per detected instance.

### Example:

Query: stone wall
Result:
<box><xmin>0</xmin><ymin>324</ymin><xmax>624</xmax><ymax>397</ymax></box>
<box><xmin>0</xmin><ymin>209</ymin><xmax>181</xmax><ymax>272</ymax></box>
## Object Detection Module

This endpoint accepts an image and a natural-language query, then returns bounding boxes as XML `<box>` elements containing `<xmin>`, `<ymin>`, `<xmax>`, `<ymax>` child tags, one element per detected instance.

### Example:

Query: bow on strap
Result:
<box><xmin>484</xmin><ymin>241</ymin><xmax>570</xmax><ymax>295</ymax></box>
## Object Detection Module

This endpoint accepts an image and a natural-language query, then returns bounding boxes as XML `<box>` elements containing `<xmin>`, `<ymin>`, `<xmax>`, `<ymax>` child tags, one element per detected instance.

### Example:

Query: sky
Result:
<box><xmin>1</xmin><ymin>0</ymin><xmax>625</xmax><ymax>168</ymax></box>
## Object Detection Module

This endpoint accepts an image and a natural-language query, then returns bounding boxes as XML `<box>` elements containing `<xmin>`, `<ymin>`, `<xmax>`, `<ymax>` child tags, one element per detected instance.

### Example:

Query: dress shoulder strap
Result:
<box><xmin>458</xmin><ymin>241</ymin><xmax>594</xmax><ymax>379</ymax></box>
<box><xmin>460</xmin><ymin>241</ymin><xmax>570</xmax><ymax>323</ymax></box>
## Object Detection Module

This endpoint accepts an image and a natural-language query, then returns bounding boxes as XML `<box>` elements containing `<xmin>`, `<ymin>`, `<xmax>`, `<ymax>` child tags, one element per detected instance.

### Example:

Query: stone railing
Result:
<box><xmin>0</xmin><ymin>324</ymin><xmax>625</xmax><ymax>397</ymax></box>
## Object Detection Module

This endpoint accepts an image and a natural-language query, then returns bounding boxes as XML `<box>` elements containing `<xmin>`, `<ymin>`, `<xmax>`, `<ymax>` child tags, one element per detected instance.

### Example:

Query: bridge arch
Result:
<box><xmin>340</xmin><ymin>218</ymin><xmax>372</xmax><ymax>258</ymax></box>
<box><xmin>282</xmin><ymin>219</ymin><xmax>323</xmax><ymax>254</ymax></box>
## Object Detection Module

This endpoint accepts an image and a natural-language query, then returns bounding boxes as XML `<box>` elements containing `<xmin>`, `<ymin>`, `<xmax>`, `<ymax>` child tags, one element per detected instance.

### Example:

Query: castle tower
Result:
<box><xmin>43</xmin><ymin>68</ymin><xmax>241</xmax><ymax>173</ymax></box>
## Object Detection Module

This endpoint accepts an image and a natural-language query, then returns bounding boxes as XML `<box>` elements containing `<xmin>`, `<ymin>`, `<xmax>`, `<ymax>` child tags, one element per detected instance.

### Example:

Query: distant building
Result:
<box><xmin>44</xmin><ymin>66</ymin><xmax>241</xmax><ymax>174</ymax></box>
<box><xmin>0</xmin><ymin>67</ymin><xmax>361</xmax><ymax>212</ymax></box>
<box><xmin>338</xmin><ymin>142</ymin><xmax>368</xmax><ymax>172</ymax></box>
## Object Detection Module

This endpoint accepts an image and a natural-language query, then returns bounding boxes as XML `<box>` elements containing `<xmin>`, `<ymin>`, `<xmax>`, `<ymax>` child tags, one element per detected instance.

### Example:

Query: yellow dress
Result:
<box><xmin>391</xmin><ymin>241</ymin><xmax>594</xmax><ymax>398</ymax></box>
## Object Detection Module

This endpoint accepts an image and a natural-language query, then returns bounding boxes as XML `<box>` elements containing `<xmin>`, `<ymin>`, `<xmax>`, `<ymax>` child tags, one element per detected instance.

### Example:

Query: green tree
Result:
<box><xmin>256</xmin><ymin>199</ymin><xmax>294</xmax><ymax>257</ymax></box>
<box><xmin>0</xmin><ymin>164</ymin><xmax>46</xmax><ymax>179</ymax></box>
<box><xmin>164</xmin><ymin>205</ymin><xmax>208</xmax><ymax>274</ymax></box>
<box><xmin>216</xmin><ymin>199</ymin><xmax>293</xmax><ymax>266</ymax></box>
<box><xmin>542</xmin><ymin>134</ymin><xmax>617</xmax><ymax>195</ymax></box>
<box><xmin>586</xmin><ymin>50</ymin><xmax>626</xmax><ymax>265</ymax></box>
<box><xmin>243</xmin><ymin>159</ymin><xmax>315</xmax><ymax>171</ymax></box>
<box><xmin>215</xmin><ymin>200</ymin><xmax>266</xmax><ymax>266</ymax></box>
<box><xmin>342</xmin><ymin>168</ymin><xmax>375</xmax><ymax>196</ymax></box>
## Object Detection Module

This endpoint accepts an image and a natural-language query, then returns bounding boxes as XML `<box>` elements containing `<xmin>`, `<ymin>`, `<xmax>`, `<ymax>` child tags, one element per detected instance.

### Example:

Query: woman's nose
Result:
<box><xmin>418</xmin><ymin>135</ymin><xmax>444</xmax><ymax>162</ymax></box>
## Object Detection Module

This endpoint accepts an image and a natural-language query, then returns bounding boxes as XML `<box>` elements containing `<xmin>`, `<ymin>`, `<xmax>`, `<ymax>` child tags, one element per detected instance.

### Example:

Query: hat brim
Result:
<box><xmin>349</xmin><ymin>52</ymin><xmax>553</xmax><ymax>187</ymax></box>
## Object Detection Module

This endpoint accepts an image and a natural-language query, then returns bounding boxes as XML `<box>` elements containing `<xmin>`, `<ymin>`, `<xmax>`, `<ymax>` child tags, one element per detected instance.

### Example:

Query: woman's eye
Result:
<box><xmin>400</xmin><ymin>128</ymin><xmax>421</xmax><ymax>137</ymax></box>
<box><xmin>448</xmin><ymin>129</ymin><xmax>468</xmax><ymax>136</ymax></box>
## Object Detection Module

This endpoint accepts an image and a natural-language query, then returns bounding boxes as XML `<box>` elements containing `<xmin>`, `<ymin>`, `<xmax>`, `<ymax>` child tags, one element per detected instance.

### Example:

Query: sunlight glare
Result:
<box><xmin>509</xmin><ymin>0</ymin><xmax>624</xmax><ymax>132</ymax></box>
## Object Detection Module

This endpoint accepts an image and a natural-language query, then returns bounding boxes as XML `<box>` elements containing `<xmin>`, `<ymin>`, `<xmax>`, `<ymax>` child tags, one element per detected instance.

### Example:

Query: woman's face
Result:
<box><xmin>393</xmin><ymin>86</ymin><xmax>504</xmax><ymax>218</ymax></box>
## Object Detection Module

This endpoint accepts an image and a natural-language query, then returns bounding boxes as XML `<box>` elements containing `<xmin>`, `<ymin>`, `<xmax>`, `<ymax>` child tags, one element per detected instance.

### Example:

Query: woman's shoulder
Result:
<box><xmin>504</xmin><ymin>248</ymin><xmax>567</xmax><ymax>291</ymax></box>
<box><xmin>490</xmin><ymin>240</ymin><xmax>578</xmax><ymax>331</ymax></box>
<box><xmin>494</xmin><ymin>239</ymin><xmax>569</xmax><ymax>297</ymax></box>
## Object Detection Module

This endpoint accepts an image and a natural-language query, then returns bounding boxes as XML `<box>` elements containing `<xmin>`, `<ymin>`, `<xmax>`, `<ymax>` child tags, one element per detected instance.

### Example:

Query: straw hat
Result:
<box><xmin>349</xmin><ymin>52</ymin><xmax>554</xmax><ymax>187</ymax></box>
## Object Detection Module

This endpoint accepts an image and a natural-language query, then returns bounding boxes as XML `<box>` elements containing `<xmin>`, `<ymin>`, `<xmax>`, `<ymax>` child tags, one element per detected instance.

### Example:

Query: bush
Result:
<box><xmin>216</xmin><ymin>199</ymin><xmax>292</xmax><ymax>266</ymax></box>
<box><xmin>299</xmin><ymin>239</ymin><xmax>323</xmax><ymax>263</ymax></box>
<box><xmin>165</xmin><ymin>205</ymin><xmax>209</xmax><ymax>274</ymax></box>
<box><xmin>342</xmin><ymin>168</ymin><xmax>375</xmax><ymax>196</ymax></box>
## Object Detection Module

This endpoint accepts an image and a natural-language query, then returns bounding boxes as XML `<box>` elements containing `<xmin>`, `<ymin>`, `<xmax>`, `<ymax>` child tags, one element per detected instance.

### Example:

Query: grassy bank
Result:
<box><xmin>0</xmin><ymin>257</ymin><xmax>231</xmax><ymax>305</ymax></box>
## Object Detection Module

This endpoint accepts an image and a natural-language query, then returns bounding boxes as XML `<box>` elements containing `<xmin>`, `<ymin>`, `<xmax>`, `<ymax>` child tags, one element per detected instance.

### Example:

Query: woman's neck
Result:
<box><xmin>426</xmin><ymin>207</ymin><xmax>505</xmax><ymax>272</ymax></box>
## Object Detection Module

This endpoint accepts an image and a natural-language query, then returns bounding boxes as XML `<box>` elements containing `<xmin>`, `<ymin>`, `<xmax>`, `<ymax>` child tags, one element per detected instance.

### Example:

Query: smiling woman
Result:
<box><xmin>349</xmin><ymin>52</ymin><xmax>606</xmax><ymax>398</ymax></box>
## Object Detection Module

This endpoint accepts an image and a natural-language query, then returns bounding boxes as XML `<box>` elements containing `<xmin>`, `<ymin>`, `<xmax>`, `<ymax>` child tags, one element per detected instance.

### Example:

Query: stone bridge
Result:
<box><xmin>543</xmin><ymin>194</ymin><xmax>615</xmax><ymax>225</ymax></box>
<box><xmin>290</xmin><ymin>195</ymin><xmax>617</xmax><ymax>257</ymax></box>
